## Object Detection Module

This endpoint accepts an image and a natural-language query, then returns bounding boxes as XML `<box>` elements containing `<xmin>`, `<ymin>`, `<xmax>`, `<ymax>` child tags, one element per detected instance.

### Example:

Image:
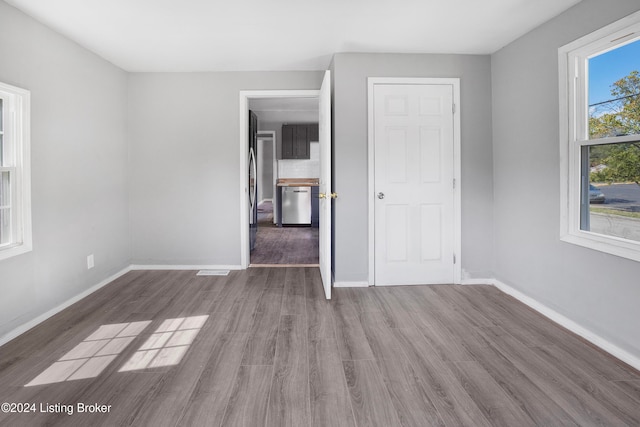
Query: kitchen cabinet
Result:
<box><xmin>281</xmin><ymin>123</ymin><xmax>318</xmax><ymax>159</ymax></box>
<box><xmin>307</xmin><ymin>123</ymin><xmax>319</xmax><ymax>142</ymax></box>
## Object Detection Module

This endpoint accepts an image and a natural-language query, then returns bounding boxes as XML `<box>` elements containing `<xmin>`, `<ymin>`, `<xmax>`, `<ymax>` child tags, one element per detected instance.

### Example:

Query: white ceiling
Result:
<box><xmin>6</xmin><ymin>0</ymin><xmax>582</xmax><ymax>72</ymax></box>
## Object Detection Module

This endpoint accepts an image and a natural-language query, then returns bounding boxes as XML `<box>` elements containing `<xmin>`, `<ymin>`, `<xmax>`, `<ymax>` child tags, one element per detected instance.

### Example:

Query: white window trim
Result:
<box><xmin>559</xmin><ymin>10</ymin><xmax>640</xmax><ymax>262</ymax></box>
<box><xmin>0</xmin><ymin>81</ymin><xmax>32</xmax><ymax>261</ymax></box>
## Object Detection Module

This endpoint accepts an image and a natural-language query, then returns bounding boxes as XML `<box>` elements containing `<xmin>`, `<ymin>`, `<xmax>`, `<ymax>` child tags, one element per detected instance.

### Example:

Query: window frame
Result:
<box><xmin>559</xmin><ymin>11</ymin><xmax>640</xmax><ymax>262</ymax></box>
<box><xmin>0</xmin><ymin>81</ymin><xmax>32</xmax><ymax>261</ymax></box>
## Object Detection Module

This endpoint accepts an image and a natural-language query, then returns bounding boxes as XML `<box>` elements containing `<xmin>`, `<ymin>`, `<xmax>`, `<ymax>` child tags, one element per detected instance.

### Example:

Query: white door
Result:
<box><xmin>373</xmin><ymin>83</ymin><xmax>455</xmax><ymax>285</ymax></box>
<box><xmin>318</xmin><ymin>71</ymin><xmax>332</xmax><ymax>299</ymax></box>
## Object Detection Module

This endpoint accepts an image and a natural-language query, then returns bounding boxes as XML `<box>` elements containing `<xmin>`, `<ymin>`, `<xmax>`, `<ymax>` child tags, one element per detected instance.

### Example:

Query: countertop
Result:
<box><xmin>276</xmin><ymin>178</ymin><xmax>319</xmax><ymax>187</ymax></box>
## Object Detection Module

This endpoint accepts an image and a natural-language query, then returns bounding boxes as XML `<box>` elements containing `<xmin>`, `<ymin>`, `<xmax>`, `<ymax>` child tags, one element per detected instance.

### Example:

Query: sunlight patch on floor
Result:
<box><xmin>25</xmin><ymin>321</ymin><xmax>152</xmax><ymax>387</ymax></box>
<box><xmin>119</xmin><ymin>315</ymin><xmax>208</xmax><ymax>372</ymax></box>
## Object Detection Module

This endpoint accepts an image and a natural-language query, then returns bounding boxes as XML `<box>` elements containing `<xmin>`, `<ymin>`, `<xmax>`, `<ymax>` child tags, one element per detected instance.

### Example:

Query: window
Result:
<box><xmin>560</xmin><ymin>11</ymin><xmax>640</xmax><ymax>261</ymax></box>
<box><xmin>0</xmin><ymin>81</ymin><xmax>31</xmax><ymax>261</ymax></box>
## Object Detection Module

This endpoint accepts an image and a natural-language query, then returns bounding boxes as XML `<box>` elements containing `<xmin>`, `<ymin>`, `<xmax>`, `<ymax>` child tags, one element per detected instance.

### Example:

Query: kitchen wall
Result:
<box><xmin>128</xmin><ymin>72</ymin><xmax>323</xmax><ymax>266</ymax></box>
<box><xmin>256</xmin><ymin>113</ymin><xmax>320</xmax><ymax>200</ymax></box>
<box><xmin>0</xmin><ymin>1</ymin><xmax>129</xmax><ymax>342</ymax></box>
<box><xmin>278</xmin><ymin>142</ymin><xmax>320</xmax><ymax>179</ymax></box>
<box><xmin>331</xmin><ymin>53</ymin><xmax>494</xmax><ymax>283</ymax></box>
<box><xmin>492</xmin><ymin>0</ymin><xmax>640</xmax><ymax>362</ymax></box>
<box><xmin>257</xmin><ymin>112</ymin><xmax>319</xmax><ymax>159</ymax></box>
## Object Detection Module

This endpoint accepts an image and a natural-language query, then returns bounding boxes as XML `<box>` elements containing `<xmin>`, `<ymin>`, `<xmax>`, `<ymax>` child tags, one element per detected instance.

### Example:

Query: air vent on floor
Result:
<box><xmin>197</xmin><ymin>269</ymin><xmax>230</xmax><ymax>276</ymax></box>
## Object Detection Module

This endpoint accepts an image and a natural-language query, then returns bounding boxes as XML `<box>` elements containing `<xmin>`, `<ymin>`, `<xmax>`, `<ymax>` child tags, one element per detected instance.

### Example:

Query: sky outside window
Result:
<box><xmin>589</xmin><ymin>39</ymin><xmax>640</xmax><ymax>106</ymax></box>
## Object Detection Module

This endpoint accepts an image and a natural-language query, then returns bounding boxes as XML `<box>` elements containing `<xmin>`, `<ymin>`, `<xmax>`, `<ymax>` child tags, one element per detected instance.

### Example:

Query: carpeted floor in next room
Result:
<box><xmin>250</xmin><ymin>201</ymin><xmax>319</xmax><ymax>265</ymax></box>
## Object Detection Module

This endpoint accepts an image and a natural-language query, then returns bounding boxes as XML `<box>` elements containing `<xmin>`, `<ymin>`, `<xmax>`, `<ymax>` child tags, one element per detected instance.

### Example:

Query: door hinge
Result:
<box><xmin>453</xmin><ymin>253</ymin><xmax>457</xmax><ymax>264</ymax></box>
<box><xmin>452</xmin><ymin>103</ymin><xmax>456</xmax><ymax>114</ymax></box>
<box><xmin>453</xmin><ymin>178</ymin><xmax>456</xmax><ymax>189</ymax></box>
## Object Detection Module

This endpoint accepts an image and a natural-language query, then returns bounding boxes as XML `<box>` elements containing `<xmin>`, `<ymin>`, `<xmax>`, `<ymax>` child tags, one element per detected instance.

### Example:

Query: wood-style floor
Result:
<box><xmin>250</xmin><ymin>201</ymin><xmax>319</xmax><ymax>265</ymax></box>
<box><xmin>0</xmin><ymin>268</ymin><xmax>639</xmax><ymax>426</ymax></box>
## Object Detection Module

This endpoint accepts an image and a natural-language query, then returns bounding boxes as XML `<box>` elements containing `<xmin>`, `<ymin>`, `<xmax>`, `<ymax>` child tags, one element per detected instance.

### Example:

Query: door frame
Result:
<box><xmin>239</xmin><ymin>90</ymin><xmax>320</xmax><ymax>269</ymax></box>
<box><xmin>367</xmin><ymin>77</ymin><xmax>462</xmax><ymax>285</ymax></box>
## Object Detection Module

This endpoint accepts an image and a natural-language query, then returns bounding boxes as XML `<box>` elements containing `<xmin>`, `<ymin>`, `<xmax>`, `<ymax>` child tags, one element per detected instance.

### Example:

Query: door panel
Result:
<box><xmin>319</xmin><ymin>71</ymin><xmax>332</xmax><ymax>299</ymax></box>
<box><xmin>420</xmin><ymin>205</ymin><xmax>442</xmax><ymax>260</ymax></box>
<box><xmin>387</xmin><ymin>128</ymin><xmax>408</xmax><ymax>183</ymax></box>
<box><xmin>374</xmin><ymin>84</ymin><xmax>454</xmax><ymax>285</ymax></box>
<box><xmin>385</xmin><ymin>204</ymin><xmax>409</xmax><ymax>262</ymax></box>
<box><xmin>420</xmin><ymin>128</ymin><xmax>442</xmax><ymax>183</ymax></box>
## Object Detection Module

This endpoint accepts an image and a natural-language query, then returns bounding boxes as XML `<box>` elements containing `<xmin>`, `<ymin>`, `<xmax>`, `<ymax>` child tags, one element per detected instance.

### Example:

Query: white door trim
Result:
<box><xmin>367</xmin><ymin>77</ymin><xmax>462</xmax><ymax>285</ymax></box>
<box><xmin>239</xmin><ymin>90</ymin><xmax>320</xmax><ymax>269</ymax></box>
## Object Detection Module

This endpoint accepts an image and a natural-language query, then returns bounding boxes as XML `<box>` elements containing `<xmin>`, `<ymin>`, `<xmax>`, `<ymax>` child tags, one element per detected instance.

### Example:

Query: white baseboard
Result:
<box><xmin>130</xmin><ymin>264</ymin><xmax>242</xmax><ymax>271</ymax></box>
<box><xmin>334</xmin><ymin>281</ymin><xmax>370</xmax><ymax>288</ymax></box>
<box><xmin>491</xmin><ymin>278</ymin><xmax>640</xmax><ymax>372</ymax></box>
<box><xmin>0</xmin><ymin>266</ymin><xmax>132</xmax><ymax>348</ymax></box>
<box><xmin>460</xmin><ymin>278</ymin><xmax>494</xmax><ymax>285</ymax></box>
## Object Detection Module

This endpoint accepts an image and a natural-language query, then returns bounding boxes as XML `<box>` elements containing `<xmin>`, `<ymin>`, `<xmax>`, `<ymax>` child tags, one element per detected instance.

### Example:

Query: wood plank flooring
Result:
<box><xmin>250</xmin><ymin>201</ymin><xmax>319</xmax><ymax>265</ymax></box>
<box><xmin>0</xmin><ymin>268</ymin><xmax>639</xmax><ymax>426</ymax></box>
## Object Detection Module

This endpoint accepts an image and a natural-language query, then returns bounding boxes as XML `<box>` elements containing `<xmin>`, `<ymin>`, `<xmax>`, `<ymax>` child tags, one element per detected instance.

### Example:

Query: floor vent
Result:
<box><xmin>197</xmin><ymin>270</ymin><xmax>230</xmax><ymax>276</ymax></box>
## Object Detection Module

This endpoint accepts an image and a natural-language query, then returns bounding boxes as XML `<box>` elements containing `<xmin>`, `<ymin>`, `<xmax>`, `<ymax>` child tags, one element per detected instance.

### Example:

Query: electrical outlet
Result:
<box><xmin>87</xmin><ymin>254</ymin><xmax>94</xmax><ymax>270</ymax></box>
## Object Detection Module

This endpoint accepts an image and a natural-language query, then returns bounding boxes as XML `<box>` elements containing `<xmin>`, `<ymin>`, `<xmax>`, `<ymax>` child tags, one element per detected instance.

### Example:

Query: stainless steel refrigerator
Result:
<box><xmin>249</xmin><ymin>110</ymin><xmax>258</xmax><ymax>251</ymax></box>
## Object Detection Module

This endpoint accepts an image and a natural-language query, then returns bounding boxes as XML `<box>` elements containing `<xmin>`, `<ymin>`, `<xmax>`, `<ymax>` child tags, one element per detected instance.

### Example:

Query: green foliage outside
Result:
<box><xmin>589</xmin><ymin>70</ymin><xmax>640</xmax><ymax>186</ymax></box>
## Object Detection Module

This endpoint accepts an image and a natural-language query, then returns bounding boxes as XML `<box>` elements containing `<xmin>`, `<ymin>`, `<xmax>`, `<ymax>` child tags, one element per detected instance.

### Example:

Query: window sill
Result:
<box><xmin>0</xmin><ymin>242</ymin><xmax>32</xmax><ymax>262</ymax></box>
<box><xmin>561</xmin><ymin>231</ymin><xmax>640</xmax><ymax>263</ymax></box>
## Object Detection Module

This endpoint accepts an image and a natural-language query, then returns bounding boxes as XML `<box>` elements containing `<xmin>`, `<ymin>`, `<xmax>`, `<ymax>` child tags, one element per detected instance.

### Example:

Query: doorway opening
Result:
<box><xmin>239</xmin><ymin>72</ymin><xmax>333</xmax><ymax>299</ymax></box>
<box><xmin>240</xmin><ymin>93</ymin><xmax>321</xmax><ymax>267</ymax></box>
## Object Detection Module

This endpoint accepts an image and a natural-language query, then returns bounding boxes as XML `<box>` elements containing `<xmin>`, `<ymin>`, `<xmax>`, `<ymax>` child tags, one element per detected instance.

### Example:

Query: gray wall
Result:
<box><xmin>492</xmin><ymin>0</ymin><xmax>640</xmax><ymax>358</ymax></box>
<box><xmin>0</xmin><ymin>2</ymin><xmax>129</xmax><ymax>341</ymax></box>
<box><xmin>127</xmin><ymin>72</ymin><xmax>323</xmax><ymax>265</ymax></box>
<box><xmin>332</xmin><ymin>53</ymin><xmax>494</xmax><ymax>282</ymax></box>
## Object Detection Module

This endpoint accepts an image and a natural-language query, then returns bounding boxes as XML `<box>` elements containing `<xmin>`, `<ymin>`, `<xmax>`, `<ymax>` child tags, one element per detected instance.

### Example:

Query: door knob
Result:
<box><xmin>319</xmin><ymin>193</ymin><xmax>338</xmax><ymax>199</ymax></box>
<box><xmin>377</xmin><ymin>192</ymin><xmax>385</xmax><ymax>199</ymax></box>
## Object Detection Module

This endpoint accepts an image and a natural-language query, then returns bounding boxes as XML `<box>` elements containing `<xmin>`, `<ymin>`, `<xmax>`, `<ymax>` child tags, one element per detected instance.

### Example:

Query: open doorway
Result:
<box><xmin>239</xmin><ymin>74</ymin><xmax>333</xmax><ymax>299</ymax></box>
<box><xmin>246</xmin><ymin>96</ymin><xmax>320</xmax><ymax>266</ymax></box>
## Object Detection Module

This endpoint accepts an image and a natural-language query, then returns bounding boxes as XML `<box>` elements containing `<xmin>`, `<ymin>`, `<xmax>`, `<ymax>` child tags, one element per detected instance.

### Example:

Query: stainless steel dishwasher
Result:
<box><xmin>282</xmin><ymin>186</ymin><xmax>311</xmax><ymax>225</ymax></box>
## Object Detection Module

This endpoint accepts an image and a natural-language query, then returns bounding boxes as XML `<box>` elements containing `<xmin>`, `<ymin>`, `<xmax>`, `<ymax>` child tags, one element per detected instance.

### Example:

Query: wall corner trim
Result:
<box><xmin>0</xmin><ymin>266</ymin><xmax>132</xmax><ymax>348</ymax></box>
<box><xmin>488</xmin><ymin>278</ymin><xmax>640</xmax><ymax>372</ymax></box>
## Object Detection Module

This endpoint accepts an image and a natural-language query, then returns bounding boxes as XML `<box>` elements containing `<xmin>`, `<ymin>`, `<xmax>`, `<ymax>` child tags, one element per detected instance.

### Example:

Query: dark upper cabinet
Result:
<box><xmin>295</xmin><ymin>125</ymin><xmax>308</xmax><ymax>158</ymax></box>
<box><xmin>281</xmin><ymin>123</ymin><xmax>318</xmax><ymax>159</ymax></box>
<box><xmin>307</xmin><ymin>123</ymin><xmax>319</xmax><ymax>142</ymax></box>
<box><xmin>282</xmin><ymin>125</ymin><xmax>295</xmax><ymax>159</ymax></box>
